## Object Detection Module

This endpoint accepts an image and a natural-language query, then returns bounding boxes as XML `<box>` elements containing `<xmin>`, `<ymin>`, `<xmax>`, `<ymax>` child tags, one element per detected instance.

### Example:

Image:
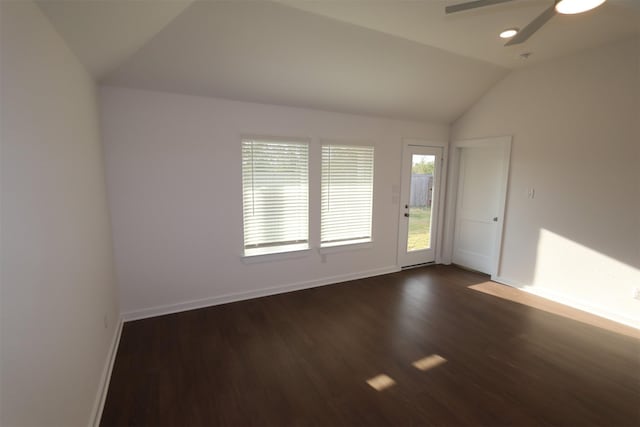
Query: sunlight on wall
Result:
<box><xmin>532</xmin><ymin>229</ymin><xmax>639</xmax><ymax>327</ymax></box>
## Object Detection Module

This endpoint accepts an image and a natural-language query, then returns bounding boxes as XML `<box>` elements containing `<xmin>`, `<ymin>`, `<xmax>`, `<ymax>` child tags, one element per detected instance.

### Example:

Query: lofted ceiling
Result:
<box><xmin>279</xmin><ymin>0</ymin><xmax>640</xmax><ymax>69</ymax></box>
<box><xmin>36</xmin><ymin>0</ymin><xmax>193</xmax><ymax>79</ymax></box>
<box><xmin>100</xmin><ymin>1</ymin><xmax>506</xmax><ymax>123</ymax></box>
<box><xmin>38</xmin><ymin>0</ymin><xmax>640</xmax><ymax>123</ymax></box>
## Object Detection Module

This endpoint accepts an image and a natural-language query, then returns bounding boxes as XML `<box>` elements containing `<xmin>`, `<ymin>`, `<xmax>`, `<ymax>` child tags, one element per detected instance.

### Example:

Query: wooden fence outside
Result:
<box><xmin>410</xmin><ymin>174</ymin><xmax>433</xmax><ymax>208</ymax></box>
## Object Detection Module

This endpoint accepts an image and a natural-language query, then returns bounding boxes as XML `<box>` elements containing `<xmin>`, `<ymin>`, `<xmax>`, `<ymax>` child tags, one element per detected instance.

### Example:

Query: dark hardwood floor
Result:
<box><xmin>101</xmin><ymin>265</ymin><xmax>640</xmax><ymax>426</ymax></box>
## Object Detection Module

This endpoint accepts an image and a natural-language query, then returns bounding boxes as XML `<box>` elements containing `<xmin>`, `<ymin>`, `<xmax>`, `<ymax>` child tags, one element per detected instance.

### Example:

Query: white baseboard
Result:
<box><xmin>122</xmin><ymin>265</ymin><xmax>401</xmax><ymax>322</ymax></box>
<box><xmin>493</xmin><ymin>275</ymin><xmax>640</xmax><ymax>330</ymax></box>
<box><xmin>90</xmin><ymin>316</ymin><xmax>124</xmax><ymax>427</ymax></box>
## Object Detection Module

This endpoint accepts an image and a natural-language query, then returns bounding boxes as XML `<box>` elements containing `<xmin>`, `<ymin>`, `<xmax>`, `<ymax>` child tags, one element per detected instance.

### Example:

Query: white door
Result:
<box><xmin>452</xmin><ymin>140</ymin><xmax>509</xmax><ymax>275</ymax></box>
<box><xmin>398</xmin><ymin>146</ymin><xmax>442</xmax><ymax>267</ymax></box>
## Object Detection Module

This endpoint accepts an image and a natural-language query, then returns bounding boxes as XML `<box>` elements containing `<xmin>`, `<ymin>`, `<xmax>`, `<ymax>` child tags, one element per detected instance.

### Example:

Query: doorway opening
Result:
<box><xmin>397</xmin><ymin>142</ymin><xmax>447</xmax><ymax>268</ymax></box>
<box><xmin>445</xmin><ymin>136</ymin><xmax>511</xmax><ymax>277</ymax></box>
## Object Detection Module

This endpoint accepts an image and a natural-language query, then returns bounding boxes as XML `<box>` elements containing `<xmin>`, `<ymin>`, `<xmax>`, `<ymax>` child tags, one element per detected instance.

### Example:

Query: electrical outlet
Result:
<box><xmin>633</xmin><ymin>288</ymin><xmax>640</xmax><ymax>301</ymax></box>
<box><xmin>103</xmin><ymin>313</ymin><xmax>109</xmax><ymax>329</ymax></box>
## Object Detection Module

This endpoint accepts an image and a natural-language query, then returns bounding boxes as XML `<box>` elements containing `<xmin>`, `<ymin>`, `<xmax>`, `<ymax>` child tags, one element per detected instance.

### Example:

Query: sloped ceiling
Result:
<box><xmin>279</xmin><ymin>0</ymin><xmax>640</xmax><ymax>69</ymax></box>
<box><xmin>101</xmin><ymin>1</ymin><xmax>506</xmax><ymax>123</ymax></box>
<box><xmin>36</xmin><ymin>0</ymin><xmax>193</xmax><ymax>79</ymax></box>
<box><xmin>38</xmin><ymin>0</ymin><xmax>640</xmax><ymax>123</ymax></box>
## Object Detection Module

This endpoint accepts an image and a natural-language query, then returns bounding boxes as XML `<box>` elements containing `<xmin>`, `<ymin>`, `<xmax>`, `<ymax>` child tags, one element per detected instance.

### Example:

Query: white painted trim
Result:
<box><xmin>444</xmin><ymin>135</ymin><xmax>512</xmax><ymax>276</ymax></box>
<box><xmin>435</xmin><ymin>144</ymin><xmax>449</xmax><ymax>265</ymax></box>
<box><xmin>241</xmin><ymin>246</ymin><xmax>311</xmax><ymax>263</ymax></box>
<box><xmin>90</xmin><ymin>317</ymin><xmax>124</xmax><ymax>427</ymax></box>
<box><xmin>319</xmin><ymin>240</ymin><xmax>373</xmax><ymax>254</ymax></box>
<box><xmin>122</xmin><ymin>265</ymin><xmax>401</xmax><ymax>322</ymax></box>
<box><xmin>493</xmin><ymin>275</ymin><xmax>640</xmax><ymax>330</ymax></box>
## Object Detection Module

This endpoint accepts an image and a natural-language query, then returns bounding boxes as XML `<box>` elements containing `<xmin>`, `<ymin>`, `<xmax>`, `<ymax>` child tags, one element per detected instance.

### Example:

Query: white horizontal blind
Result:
<box><xmin>321</xmin><ymin>144</ymin><xmax>374</xmax><ymax>246</ymax></box>
<box><xmin>242</xmin><ymin>139</ymin><xmax>309</xmax><ymax>255</ymax></box>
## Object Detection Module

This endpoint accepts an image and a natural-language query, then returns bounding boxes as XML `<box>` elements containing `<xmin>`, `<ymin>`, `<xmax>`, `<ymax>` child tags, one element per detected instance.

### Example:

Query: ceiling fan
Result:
<box><xmin>445</xmin><ymin>0</ymin><xmax>608</xmax><ymax>46</ymax></box>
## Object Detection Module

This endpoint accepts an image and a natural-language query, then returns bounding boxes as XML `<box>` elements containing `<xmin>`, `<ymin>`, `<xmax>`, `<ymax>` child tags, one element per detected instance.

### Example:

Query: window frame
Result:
<box><xmin>320</xmin><ymin>142</ymin><xmax>375</xmax><ymax>249</ymax></box>
<box><xmin>241</xmin><ymin>136</ymin><xmax>311</xmax><ymax>258</ymax></box>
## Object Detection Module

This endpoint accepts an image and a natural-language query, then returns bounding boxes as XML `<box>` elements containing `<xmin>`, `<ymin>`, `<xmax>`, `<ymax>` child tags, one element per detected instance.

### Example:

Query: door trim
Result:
<box><xmin>442</xmin><ymin>136</ymin><xmax>511</xmax><ymax>279</ymax></box>
<box><xmin>397</xmin><ymin>139</ymin><xmax>448</xmax><ymax>268</ymax></box>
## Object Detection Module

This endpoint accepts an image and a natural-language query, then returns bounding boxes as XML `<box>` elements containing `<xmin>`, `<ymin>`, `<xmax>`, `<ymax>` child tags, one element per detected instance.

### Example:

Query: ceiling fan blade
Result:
<box><xmin>445</xmin><ymin>0</ymin><xmax>515</xmax><ymax>14</ymax></box>
<box><xmin>505</xmin><ymin>4</ymin><xmax>556</xmax><ymax>46</ymax></box>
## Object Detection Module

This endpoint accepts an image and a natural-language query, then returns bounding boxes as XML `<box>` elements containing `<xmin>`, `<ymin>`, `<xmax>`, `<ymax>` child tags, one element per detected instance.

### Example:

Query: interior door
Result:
<box><xmin>452</xmin><ymin>145</ymin><xmax>505</xmax><ymax>274</ymax></box>
<box><xmin>397</xmin><ymin>146</ymin><xmax>442</xmax><ymax>267</ymax></box>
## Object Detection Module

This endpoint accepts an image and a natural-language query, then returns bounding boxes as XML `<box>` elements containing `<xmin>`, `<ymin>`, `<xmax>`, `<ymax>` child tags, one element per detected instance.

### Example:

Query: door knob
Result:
<box><xmin>493</xmin><ymin>217</ymin><xmax>498</xmax><ymax>222</ymax></box>
<box><xmin>404</xmin><ymin>213</ymin><xmax>410</xmax><ymax>217</ymax></box>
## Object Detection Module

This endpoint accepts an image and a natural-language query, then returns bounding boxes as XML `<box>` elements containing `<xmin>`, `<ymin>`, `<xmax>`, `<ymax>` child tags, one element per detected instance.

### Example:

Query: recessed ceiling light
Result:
<box><xmin>499</xmin><ymin>28</ymin><xmax>519</xmax><ymax>39</ymax></box>
<box><xmin>555</xmin><ymin>0</ymin><xmax>607</xmax><ymax>15</ymax></box>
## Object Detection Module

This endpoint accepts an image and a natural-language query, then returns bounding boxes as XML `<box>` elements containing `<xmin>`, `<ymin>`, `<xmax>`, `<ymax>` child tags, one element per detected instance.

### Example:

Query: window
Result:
<box><xmin>242</xmin><ymin>139</ymin><xmax>309</xmax><ymax>256</ymax></box>
<box><xmin>321</xmin><ymin>144</ymin><xmax>374</xmax><ymax>247</ymax></box>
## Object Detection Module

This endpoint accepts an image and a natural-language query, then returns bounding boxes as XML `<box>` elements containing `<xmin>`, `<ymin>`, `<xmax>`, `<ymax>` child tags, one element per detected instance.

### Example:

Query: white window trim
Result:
<box><xmin>241</xmin><ymin>245</ymin><xmax>311</xmax><ymax>264</ymax></box>
<box><xmin>239</xmin><ymin>136</ymin><xmax>379</xmax><ymax>261</ymax></box>
<box><xmin>318</xmin><ymin>239</ymin><xmax>373</xmax><ymax>254</ymax></box>
<box><xmin>241</xmin><ymin>136</ymin><xmax>310</xmax><ymax>257</ymax></box>
<box><xmin>320</xmin><ymin>141</ymin><xmax>375</xmax><ymax>248</ymax></box>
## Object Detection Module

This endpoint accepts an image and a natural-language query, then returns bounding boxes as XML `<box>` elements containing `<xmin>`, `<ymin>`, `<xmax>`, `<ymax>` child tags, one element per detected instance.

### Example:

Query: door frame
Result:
<box><xmin>397</xmin><ymin>139</ymin><xmax>448</xmax><ymax>268</ymax></box>
<box><xmin>442</xmin><ymin>136</ymin><xmax>511</xmax><ymax>279</ymax></box>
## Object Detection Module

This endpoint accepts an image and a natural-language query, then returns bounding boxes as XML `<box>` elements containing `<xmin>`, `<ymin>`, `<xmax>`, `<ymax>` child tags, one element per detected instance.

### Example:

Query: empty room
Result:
<box><xmin>1</xmin><ymin>0</ymin><xmax>639</xmax><ymax>426</ymax></box>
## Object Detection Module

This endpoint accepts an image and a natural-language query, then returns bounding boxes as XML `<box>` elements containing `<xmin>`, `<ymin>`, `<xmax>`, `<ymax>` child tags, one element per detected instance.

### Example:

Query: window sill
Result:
<box><xmin>242</xmin><ymin>244</ymin><xmax>311</xmax><ymax>264</ymax></box>
<box><xmin>319</xmin><ymin>239</ymin><xmax>373</xmax><ymax>254</ymax></box>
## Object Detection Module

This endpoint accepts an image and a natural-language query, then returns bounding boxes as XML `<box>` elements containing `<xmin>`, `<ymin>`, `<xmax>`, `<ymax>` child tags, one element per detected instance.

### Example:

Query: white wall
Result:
<box><xmin>99</xmin><ymin>87</ymin><xmax>448</xmax><ymax>318</ymax></box>
<box><xmin>0</xmin><ymin>2</ymin><xmax>119</xmax><ymax>426</ymax></box>
<box><xmin>451</xmin><ymin>37</ymin><xmax>640</xmax><ymax>327</ymax></box>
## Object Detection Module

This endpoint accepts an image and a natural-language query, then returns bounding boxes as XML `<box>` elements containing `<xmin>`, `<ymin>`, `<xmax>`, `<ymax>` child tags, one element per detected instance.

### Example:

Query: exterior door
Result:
<box><xmin>452</xmin><ymin>141</ymin><xmax>509</xmax><ymax>275</ymax></box>
<box><xmin>397</xmin><ymin>146</ymin><xmax>442</xmax><ymax>267</ymax></box>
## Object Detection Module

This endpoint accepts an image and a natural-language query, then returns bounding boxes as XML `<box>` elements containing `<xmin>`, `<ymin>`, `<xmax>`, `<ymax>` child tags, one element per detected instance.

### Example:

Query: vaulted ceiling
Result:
<box><xmin>38</xmin><ymin>0</ymin><xmax>640</xmax><ymax>123</ymax></box>
<box><xmin>37</xmin><ymin>0</ymin><xmax>193</xmax><ymax>78</ymax></box>
<box><xmin>279</xmin><ymin>0</ymin><xmax>640</xmax><ymax>68</ymax></box>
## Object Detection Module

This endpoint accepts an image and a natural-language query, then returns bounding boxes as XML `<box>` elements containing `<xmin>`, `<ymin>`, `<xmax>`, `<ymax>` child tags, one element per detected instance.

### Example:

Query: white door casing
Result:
<box><xmin>445</xmin><ymin>136</ymin><xmax>511</xmax><ymax>277</ymax></box>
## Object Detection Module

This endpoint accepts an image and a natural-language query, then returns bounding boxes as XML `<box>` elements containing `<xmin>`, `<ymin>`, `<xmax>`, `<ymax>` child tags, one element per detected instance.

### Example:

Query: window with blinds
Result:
<box><xmin>321</xmin><ymin>144</ymin><xmax>374</xmax><ymax>247</ymax></box>
<box><xmin>242</xmin><ymin>139</ymin><xmax>309</xmax><ymax>256</ymax></box>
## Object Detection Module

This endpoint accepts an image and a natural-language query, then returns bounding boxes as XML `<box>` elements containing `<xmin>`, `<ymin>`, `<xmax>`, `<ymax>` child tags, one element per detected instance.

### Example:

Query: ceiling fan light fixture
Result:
<box><xmin>499</xmin><ymin>28</ymin><xmax>519</xmax><ymax>39</ymax></box>
<box><xmin>555</xmin><ymin>0</ymin><xmax>607</xmax><ymax>15</ymax></box>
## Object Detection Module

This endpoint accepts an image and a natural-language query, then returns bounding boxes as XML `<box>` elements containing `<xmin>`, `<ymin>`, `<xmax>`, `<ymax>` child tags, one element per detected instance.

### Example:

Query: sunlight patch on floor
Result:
<box><xmin>412</xmin><ymin>354</ymin><xmax>447</xmax><ymax>371</ymax></box>
<box><xmin>366</xmin><ymin>374</ymin><xmax>396</xmax><ymax>391</ymax></box>
<box><xmin>468</xmin><ymin>281</ymin><xmax>640</xmax><ymax>339</ymax></box>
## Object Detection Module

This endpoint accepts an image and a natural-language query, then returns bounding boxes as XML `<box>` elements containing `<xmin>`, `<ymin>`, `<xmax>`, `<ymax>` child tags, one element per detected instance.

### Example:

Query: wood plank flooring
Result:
<box><xmin>101</xmin><ymin>265</ymin><xmax>640</xmax><ymax>426</ymax></box>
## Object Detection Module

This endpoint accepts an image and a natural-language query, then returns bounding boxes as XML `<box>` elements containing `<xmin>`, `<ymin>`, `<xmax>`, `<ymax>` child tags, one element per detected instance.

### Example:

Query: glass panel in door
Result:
<box><xmin>407</xmin><ymin>154</ymin><xmax>435</xmax><ymax>252</ymax></box>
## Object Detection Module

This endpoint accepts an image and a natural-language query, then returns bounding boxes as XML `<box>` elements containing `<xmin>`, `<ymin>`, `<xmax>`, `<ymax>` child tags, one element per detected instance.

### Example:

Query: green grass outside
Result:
<box><xmin>407</xmin><ymin>207</ymin><xmax>432</xmax><ymax>252</ymax></box>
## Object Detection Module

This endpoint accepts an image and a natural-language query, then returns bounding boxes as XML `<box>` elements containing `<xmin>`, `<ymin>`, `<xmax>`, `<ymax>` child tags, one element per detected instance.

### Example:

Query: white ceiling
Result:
<box><xmin>279</xmin><ymin>0</ymin><xmax>640</xmax><ymax>68</ymax></box>
<box><xmin>37</xmin><ymin>0</ymin><xmax>640</xmax><ymax>123</ymax></box>
<box><xmin>37</xmin><ymin>0</ymin><xmax>193</xmax><ymax>79</ymax></box>
<box><xmin>100</xmin><ymin>1</ymin><xmax>506</xmax><ymax>122</ymax></box>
